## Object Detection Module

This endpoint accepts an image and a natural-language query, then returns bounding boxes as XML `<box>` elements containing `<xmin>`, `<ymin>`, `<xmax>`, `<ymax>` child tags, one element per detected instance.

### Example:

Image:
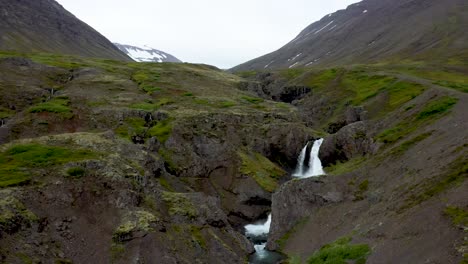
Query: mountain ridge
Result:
<box><xmin>232</xmin><ymin>0</ymin><xmax>468</xmax><ymax>71</ymax></box>
<box><xmin>0</xmin><ymin>0</ymin><xmax>131</xmax><ymax>61</ymax></box>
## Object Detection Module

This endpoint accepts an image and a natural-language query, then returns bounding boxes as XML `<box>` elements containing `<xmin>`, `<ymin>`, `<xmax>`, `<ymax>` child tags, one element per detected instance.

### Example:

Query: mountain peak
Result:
<box><xmin>114</xmin><ymin>43</ymin><xmax>182</xmax><ymax>63</ymax></box>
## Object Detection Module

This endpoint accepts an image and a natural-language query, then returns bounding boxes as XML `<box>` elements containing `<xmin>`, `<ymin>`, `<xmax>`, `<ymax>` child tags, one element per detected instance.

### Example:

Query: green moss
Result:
<box><xmin>238</xmin><ymin>151</ymin><xmax>286</xmax><ymax>192</ymax></box>
<box><xmin>389</xmin><ymin>131</ymin><xmax>433</xmax><ymax>156</ymax></box>
<box><xmin>115</xmin><ymin>117</ymin><xmax>146</xmax><ymax>141</ymax></box>
<box><xmin>113</xmin><ymin>210</ymin><xmax>158</xmax><ymax>242</ymax></box>
<box><xmin>444</xmin><ymin>206</ymin><xmax>468</xmax><ymax>227</ymax></box>
<box><xmin>110</xmin><ymin>243</ymin><xmax>126</xmax><ymax>260</ymax></box>
<box><xmin>354</xmin><ymin>180</ymin><xmax>369</xmax><ymax>201</ymax></box>
<box><xmin>66</xmin><ymin>167</ymin><xmax>86</xmax><ymax>178</ymax></box>
<box><xmin>148</xmin><ymin>119</ymin><xmax>173</xmax><ymax>143</ymax></box>
<box><xmin>241</xmin><ymin>95</ymin><xmax>264</xmax><ymax>104</ymax></box>
<box><xmin>190</xmin><ymin>226</ymin><xmax>206</xmax><ymax>249</ymax></box>
<box><xmin>281</xmin><ymin>68</ymin><xmax>306</xmax><ymax>80</ymax></box>
<box><xmin>305</xmin><ymin>68</ymin><xmax>339</xmax><ymax>89</ymax></box>
<box><xmin>130</xmin><ymin>103</ymin><xmax>159</xmax><ymax>111</ymax></box>
<box><xmin>0</xmin><ymin>143</ymin><xmax>95</xmax><ymax>188</ymax></box>
<box><xmin>401</xmin><ymin>156</ymin><xmax>467</xmax><ymax>212</ymax></box>
<box><xmin>162</xmin><ymin>192</ymin><xmax>198</xmax><ymax>219</ymax></box>
<box><xmin>307</xmin><ymin>236</ymin><xmax>371</xmax><ymax>264</ymax></box>
<box><xmin>158</xmin><ymin>148</ymin><xmax>177</xmax><ymax>172</ymax></box>
<box><xmin>377</xmin><ymin>96</ymin><xmax>458</xmax><ymax>144</ymax></box>
<box><xmin>159</xmin><ymin>177</ymin><xmax>174</xmax><ymax>191</ymax></box>
<box><xmin>55</xmin><ymin>259</ymin><xmax>73</xmax><ymax>264</ymax></box>
<box><xmin>183</xmin><ymin>92</ymin><xmax>194</xmax><ymax>97</ymax></box>
<box><xmin>29</xmin><ymin>97</ymin><xmax>73</xmax><ymax>118</ymax></box>
<box><xmin>325</xmin><ymin>157</ymin><xmax>366</xmax><ymax>175</ymax></box>
<box><xmin>219</xmin><ymin>100</ymin><xmax>236</xmax><ymax>108</ymax></box>
<box><xmin>416</xmin><ymin>97</ymin><xmax>458</xmax><ymax>120</ymax></box>
<box><xmin>0</xmin><ymin>196</ymin><xmax>38</xmax><ymax>229</ymax></box>
<box><xmin>0</xmin><ymin>107</ymin><xmax>14</xmax><ymax>119</ymax></box>
<box><xmin>277</xmin><ymin>217</ymin><xmax>309</xmax><ymax>250</ymax></box>
<box><xmin>236</xmin><ymin>71</ymin><xmax>257</xmax><ymax>78</ymax></box>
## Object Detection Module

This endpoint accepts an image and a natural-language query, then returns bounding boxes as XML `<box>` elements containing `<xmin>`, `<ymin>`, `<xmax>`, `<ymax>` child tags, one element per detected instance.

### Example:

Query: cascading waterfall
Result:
<box><xmin>244</xmin><ymin>214</ymin><xmax>283</xmax><ymax>264</ymax></box>
<box><xmin>292</xmin><ymin>143</ymin><xmax>308</xmax><ymax>177</ymax></box>
<box><xmin>293</xmin><ymin>138</ymin><xmax>326</xmax><ymax>178</ymax></box>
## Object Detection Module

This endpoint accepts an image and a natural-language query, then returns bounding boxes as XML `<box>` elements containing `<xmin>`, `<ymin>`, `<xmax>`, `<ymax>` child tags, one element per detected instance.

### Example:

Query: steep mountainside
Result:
<box><xmin>232</xmin><ymin>0</ymin><xmax>468</xmax><ymax>71</ymax></box>
<box><xmin>0</xmin><ymin>0</ymin><xmax>131</xmax><ymax>61</ymax></box>
<box><xmin>114</xmin><ymin>43</ymin><xmax>182</xmax><ymax>63</ymax></box>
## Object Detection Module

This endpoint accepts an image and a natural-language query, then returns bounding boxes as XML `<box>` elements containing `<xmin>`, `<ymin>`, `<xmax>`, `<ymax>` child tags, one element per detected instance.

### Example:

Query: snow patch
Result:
<box><xmin>315</xmin><ymin>20</ymin><xmax>334</xmax><ymax>34</ymax></box>
<box><xmin>363</xmin><ymin>10</ymin><xmax>368</xmax><ymax>13</ymax></box>
<box><xmin>329</xmin><ymin>24</ymin><xmax>338</xmax><ymax>31</ymax></box>
<box><xmin>264</xmin><ymin>60</ymin><xmax>275</xmax><ymax>69</ymax></box>
<box><xmin>289</xmin><ymin>62</ymin><xmax>300</xmax><ymax>69</ymax></box>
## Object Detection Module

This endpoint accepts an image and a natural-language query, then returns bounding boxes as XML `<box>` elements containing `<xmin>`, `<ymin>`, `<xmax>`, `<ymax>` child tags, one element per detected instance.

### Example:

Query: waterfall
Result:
<box><xmin>293</xmin><ymin>139</ymin><xmax>325</xmax><ymax>178</ymax></box>
<box><xmin>245</xmin><ymin>214</ymin><xmax>283</xmax><ymax>263</ymax></box>
<box><xmin>292</xmin><ymin>143</ymin><xmax>308</xmax><ymax>177</ymax></box>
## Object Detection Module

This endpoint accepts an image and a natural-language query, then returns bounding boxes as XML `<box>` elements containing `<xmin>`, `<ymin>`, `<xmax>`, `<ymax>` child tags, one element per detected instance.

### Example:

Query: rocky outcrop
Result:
<box><xmin>267</xmin><ymin>176</ymin><xmax>350</xmax><ymax>251</ymax></box>
<box><xmin>319</xmin><ymin>121</ymin><xmax>376</xmax><ymax>167</ymax></box>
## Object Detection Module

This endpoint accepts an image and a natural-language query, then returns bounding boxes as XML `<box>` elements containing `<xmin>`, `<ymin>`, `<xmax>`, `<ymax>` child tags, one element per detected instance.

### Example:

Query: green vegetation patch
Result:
<box><xmin>0</xmin><ymin>143</ymin><xmax>96</xmax><ymax>188</ymax></box>
<box><xmin>389</xmin><ymin>131</ymin><xmax>433</xmax><ymax>156</ymax></box>
<box><xmin>132</xmin><ymin>70</ymin><xmax>161</xmax><ymax>94</ymax></box>
<box><xmin>66</xmin><ymin>167</ymin><xmax>86</xmax><ymax>178</ymax></box>
<box><xmin>307</xmin><ymin>236</ymin><xmax>371</xmax><ymax>264</ymax></box>
<box><xmin>0</xmin><ymin>107</ymin><xmax>14</xmax><ymax>119</ymax></box>
<box><xmin>148</xmin><ymin>118</ymin><xmax>173</xmax><ymax>143</ymax></box>
<box><xmin>113</xmin><ymin>210</ymin><xmax>158</xmax><ymax>242</ymax></box>
<box><xmin>444</xmin><ymin>206</ymin><xmax>468</xmax><ymax>227</ymax></box>
<box><xmin>400</xmin><ymin>156</ymin><xmax>467</xmax><ymax>212</ymax></box>
<box><xmin>238</xmin><ymin>151</ymin><xmax>286</xmax><ymax>192</ymax></box>
<box><xmin>0</xmin><ymin>196</ymin><xmax>38</xmax><ymax>230</ymax></box>
<box><xmin>416</xmin><ymin>96</ymin><xmax>458</xmax><ymax>120</ymax></box>
<box><xmin>281</xmin><ymin>68</ymin><xmax>306</xmax><ymax>80</ymax></box>
<box><xmin>115</xmin><ymin>117</ymin><xmax>146</xmax><ymax>140</ymax></box>
<box><xmin>29</xmin><ymin>97</ymin><xmax>73</xmax><ymax>118</ymax></box>
<box><xmin>236</xmin><ymin>70</ymin><xmax>257</xmax><ymax>79</ymax></box>
<box><xmin>277</xmin><ymin>217</ymin><xmax>309</xmax><ymax>250</ymax></box>
<box><xmin>130</xmin><ymin>98</ymin><xmax>174</xmax><ymax>111</ymax></box>
<box><xmin>354</xmin><ymin>180</ymin><xmax>369</xmax><ymax>201</ymax></box>
<box><xmin>305</xmin><ymin>68</ymin><xmax>339</xmax><ymax>89</ymax></box>
<box><xmin>325</xmin><ymin>157</ymin><xmax>366</xmax><ymax>175</ymax></box>
<box><xmin>404</xmin><ymin>69</ymin><xmax>468</xmax><ymax>93</ymax></box>
<box><xmin>377</xmin><ymin>96</ymin><xmax>458</xmax><ymax>144</ymax></box>
<box><xmin>241</xmin><ymin>95</ymin><xmax>264</xmax><ymax>104</ymax></box>
<box><xmin>162</xmin><ymin>192</ymin><xmax>198</xmax><ymax>219</ymax></box>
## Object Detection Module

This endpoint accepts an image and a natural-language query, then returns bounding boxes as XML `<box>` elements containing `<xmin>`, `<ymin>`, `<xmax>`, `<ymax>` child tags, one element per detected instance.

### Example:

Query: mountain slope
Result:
<box><xmin>0</xmin><ymin>0</ymin><xmax>131</xmax><ymax>61</ymax></box>
<box><xmin>114</xmin><ymin>43</ymin><xmax>182</xmax><ymax>63</ymax></box>
<box><xmin>232</xmin><ymin>0</ymin><xmax>468</xmax><ymax>71</ymax></box>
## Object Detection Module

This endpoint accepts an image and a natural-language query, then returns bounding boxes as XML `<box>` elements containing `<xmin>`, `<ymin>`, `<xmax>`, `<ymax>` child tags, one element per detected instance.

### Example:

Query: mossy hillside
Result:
<box><xmin>28</xmin><ymin>97</ymin><xmax>73</xmax><ymax>119</ymax></box>
<box><xmin>112</xmin><ymin>210</ymin><xmax>159</xmax><ymax>242</ymax></box>
<box><xmin>238</xmin><ymin>151</ymin><xmax>286</xmax><ymax>192</ymax></box>
<box><xmin>377</xmin><ymin>96</ymin><xmax>458</xmax><ymax>144</ymax></box>
<box><xmin>400</xmin><ymin>155</ymin><xmax>467</xmax><ymax>212</ymax></box>
<box><xmin>444</xmin><ymin>206</ymin><xmax>468</xmax><ymax>227</ymax></box>
<box><xmin>401</xmin><ymin>68</ymin><xmax>468</xmax><ymax>93</ymax></box>
<box><xmin>0</xmin><ymin>143</ymin><xmax>96</xmax><ymax>188</ymax></box>
<box><xmin>306</xmin><ymin>236</ymin><xmax>371</xmax><ymax>264</ymax></box>
<box><xmin>325</xmin><ymin>157</ymin><xmax>367</xmax><ymax>176</ymax></box>
<box><xmin>162</xmin><ymin>192</ymin><xmax>198</xmax><ymax>220</ymax></box>
<box><xmin>0</xmin><ymin>194</ymin><xmax>38</xmax><ymax>230</ymax></box>
<box><xmin>148</xmin><ymin>118</ymin><xmax>173</xmax><ymax>143</ymax></box>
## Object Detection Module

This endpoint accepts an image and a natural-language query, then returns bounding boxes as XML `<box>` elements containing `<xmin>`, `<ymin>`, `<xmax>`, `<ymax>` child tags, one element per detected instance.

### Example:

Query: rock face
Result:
<box><xmin>231</xmin><ymin>0</ymin><xmax>468</xmax><ymax>71</ymax></box>
<box><xmin>319</xmin><ymin>121</ymin><xmax>376</xmax><ymax>167</ymax></box>
<box><xmin>0</xmin><ymin>0</ymin><xmax>131</xmax><ymax>61</ymax></box>
<box><xmin>267</xmin><ymin>176</ymin><xmax>349</xmax><ymax>251</ymax></box>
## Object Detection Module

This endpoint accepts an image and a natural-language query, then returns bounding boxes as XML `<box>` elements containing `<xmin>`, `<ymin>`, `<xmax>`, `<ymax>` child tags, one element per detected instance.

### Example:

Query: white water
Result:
<box><xmin>253</xmin><ymin>243</ymin><xmax>268</xmax><ymax>259</ymax></box>
<box><xmin>293</xmin><ymin>139</ymin><xmax>326</xmax><ymax>178</ymax></box>
<box><xmin>292</xmin><ymin>144</ymin><xmax>308</xmax><ymax>177</ymax></box>
<box><xmin>245</xmin><ymin>214</ymin><xmax>271</xmax><ymax>238</ymax></box>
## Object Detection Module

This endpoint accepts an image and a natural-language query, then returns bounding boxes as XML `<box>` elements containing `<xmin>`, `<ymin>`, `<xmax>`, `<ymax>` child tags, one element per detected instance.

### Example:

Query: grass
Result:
<box><xmin>115</xmin><ymin>117</ymin><xmax>146</xmax><ymax>141</ymax></box>
<box><xmin>281</xmin><ymin>68</ymin><xmax>306</xmax><ymax>80</ymax></box>
<box><xmin>162</xmin><ymin>192</ymin><xmax>198</xmax><ymax>219</ymax></box>
<box><xmin>403</xmin><ymin>69</ymin><xmax>468</xmax><ymax>93</ymax></box>
<box><xmin>400</xmin><ymin>156</ymin><xmax>467</xmax><ymax>212</ymax></box>
<box><xmin>444</xmin><ymin>206</ymin><xmax>468</xmax><ymax>227</ymax></box>
<box><xmin>0</xmin><ymin>107</ymin><xmax>14</xmax><ymax>119</ymax></box>
<box><xmin>354</xmin><ymin>180</ymin><xmax>369</xmax><ymax>201</ymax></box>
<box><xmin>238</xmin><ymin>151</ymin><xmax>286</xmax><ymax>192</ymax></box>
<box><xmin>0</xmin><ymin>143</ymin><xmax>95</xmax><ymax>188</ymax></box>
<box><xmin>325</xmin><ymin>157</ymin><xmax>366</xmax><ymax>175</ymax></box>
<box><xmin>416</xmin><ymin>96</ymin><xmax>458</xmax><ymax>120</ymax></box>
<box><xmin>66</xmin><ymin>167</ymin><xmax>86</xmax><ymax>178</ymax></box>
<box><xmin>389</xmin><ymin>131</ymin><xmax>433</xmax><ymax>156</ymax></box>
<box><xmin>29</xmin><ymin>97</ymin><xmax>73</xmax><ymax>118</ymax></box>
<box><xmin>307</xmin><ymin>236</ymin><xmax>371</xmax><ymax>264</ymax></box>
<box><xmin>241</xmin><ymin>95</ymin><xmax>264</xmax><ymax>104</ymax></box>
<box><xmin>377</xmin><ymin>96</ymin><xmax>458</xmax><ymax>144</ymax></box>
<box><xmin>305</xmin><ymin>68</ymin><xmax>339</xmax><ymax>89</ymax></box>
<box><xmin>148</xmin><ymin>118</ymin><xmax>173</xmax><ymax>143</ymax></box>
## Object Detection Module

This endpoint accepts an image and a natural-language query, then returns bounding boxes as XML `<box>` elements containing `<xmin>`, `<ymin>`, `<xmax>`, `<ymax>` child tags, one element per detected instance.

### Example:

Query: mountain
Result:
<box><xmin>0</xmin><ymin>0</ymin><xmax>131</xmax><ymax>61</ymax></box>
<box><xmin>232</xmin><ymin>0</ymin><xmax>468</xmax><ymax>71</ymax></box>
<box><xmin>114</xmin><ymin>43</ymin><xmax>182</xmax><ymax>63</ymax></box>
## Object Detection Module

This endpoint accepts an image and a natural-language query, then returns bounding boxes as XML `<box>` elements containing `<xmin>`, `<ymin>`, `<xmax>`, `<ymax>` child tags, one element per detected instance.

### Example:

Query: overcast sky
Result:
<box><xmin>56</xmin><ymin>0</ymin><xmax>359</xmax><ymax>68</ymax></box>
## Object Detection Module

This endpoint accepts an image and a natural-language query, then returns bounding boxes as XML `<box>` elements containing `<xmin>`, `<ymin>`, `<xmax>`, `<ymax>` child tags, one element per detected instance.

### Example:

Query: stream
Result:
<box><xmin>244</xmin><ymin>139</ymin><xmax>326</xmax><ymax>263</ymax></box>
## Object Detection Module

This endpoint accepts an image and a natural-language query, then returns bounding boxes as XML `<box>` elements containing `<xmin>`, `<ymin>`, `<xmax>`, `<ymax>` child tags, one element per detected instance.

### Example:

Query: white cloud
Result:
<box><xmin>56</xmin><ymin>0</ymin><xmax>359</xmax><ymax>68</ymax></box>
